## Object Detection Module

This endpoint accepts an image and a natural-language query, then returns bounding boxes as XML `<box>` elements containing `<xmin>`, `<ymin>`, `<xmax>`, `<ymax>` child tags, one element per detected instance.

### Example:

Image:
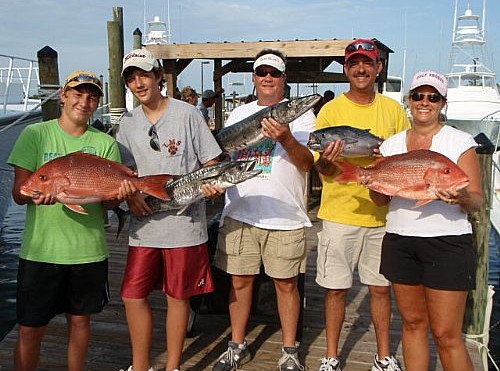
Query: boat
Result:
<box><xmin>0</xmin><ymin>54</ymin><xmax>42</xmax><ymax>231</ymax></box>
<box><xmin>444</xmin><ymin>0</ymin><xmax>500</xmax><ymax>145</ymax></box>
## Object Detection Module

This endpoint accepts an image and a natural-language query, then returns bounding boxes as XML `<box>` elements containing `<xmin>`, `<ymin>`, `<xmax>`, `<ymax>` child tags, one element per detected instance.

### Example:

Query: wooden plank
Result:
<box><xmin>0</xmin><ymin>199</ymin><xmax>485</xmax><ymax>370</ymax></box>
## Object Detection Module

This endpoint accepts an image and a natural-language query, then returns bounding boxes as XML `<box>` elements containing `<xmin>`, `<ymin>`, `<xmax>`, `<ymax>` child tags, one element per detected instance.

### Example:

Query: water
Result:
<box><xmin>0</xmin><ymin>196</ymin><xmax>24</xmax><ymax>340</ymax></box>
<box><xmin>489</xmin><ymin>228</ymin><xmax>500</xmax><ymax>370</ymax></box>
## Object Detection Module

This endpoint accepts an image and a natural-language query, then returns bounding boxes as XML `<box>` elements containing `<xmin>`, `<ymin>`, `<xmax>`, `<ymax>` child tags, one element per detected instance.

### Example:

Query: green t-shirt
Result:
<box><xmin>7</xmin><ymin>119</ymin><xmax>121</xmax><ymax>264</ymax></box>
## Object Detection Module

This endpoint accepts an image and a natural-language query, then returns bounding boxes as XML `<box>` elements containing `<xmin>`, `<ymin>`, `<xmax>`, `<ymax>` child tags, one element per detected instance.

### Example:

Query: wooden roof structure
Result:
<box><xmin>146</xmin><ymin>38</ymin><xmax>394</xmax><ymax>129</ymax></box>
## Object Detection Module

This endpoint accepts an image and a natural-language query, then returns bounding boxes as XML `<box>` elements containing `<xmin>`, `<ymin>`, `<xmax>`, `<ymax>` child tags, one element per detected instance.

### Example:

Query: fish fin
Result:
<box><xmin>64</xmin><ymin>204</ymin><xmax>88</xmax><ymax>215</ymax></box>
<box><xmin>138</xmin><ymin>174</ymin><xmax>173</xmax><ymax>201</ymax></box>
<box><xmin>332</xmin><ymin>161</ymin><xmax>359</xmax><ymax>182</ymax></box>
<box><xmin>112</xmin><ymin>206</ymin><xmax>129</xmax><ymax>240</ymax></box>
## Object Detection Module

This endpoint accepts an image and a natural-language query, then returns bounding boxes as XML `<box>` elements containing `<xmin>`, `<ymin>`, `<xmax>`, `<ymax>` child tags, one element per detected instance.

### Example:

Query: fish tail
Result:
<box><xmin>138</xmin><ymin>174</ymin><xmax>173</xmax><ymax>201</ymax></box>
<box><xmin>333</xmin><ymin>161</ymin><xmax>360</xmax><ymax>183</ymax></box>
<box><xmin>112</xmin><ymin>206</ymin><xmax>129</xmax><ymax>240</ymax></box>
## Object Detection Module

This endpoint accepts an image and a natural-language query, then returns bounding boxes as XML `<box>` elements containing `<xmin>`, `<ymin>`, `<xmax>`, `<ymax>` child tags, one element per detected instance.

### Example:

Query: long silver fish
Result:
<box><xmin>145</xmin><ymin>160</ymin><xmax>262</xmax><ymax>215</ymax></box>
<box><xmin>215</xmin><ymin>94</ymin><xmax>321</xmax><ymax>153</ymax></box>
<box><xmin>307</xmin><ymin>125</ymin><xmax>384</xmax><ymax>157</ymax></box>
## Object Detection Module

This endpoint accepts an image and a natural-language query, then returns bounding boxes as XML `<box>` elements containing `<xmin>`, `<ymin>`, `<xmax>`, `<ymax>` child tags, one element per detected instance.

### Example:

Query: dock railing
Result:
<box><xmin>0</xmin><ymin>54</ymin><xmax>40</xmax><ymax>114</ymax></box>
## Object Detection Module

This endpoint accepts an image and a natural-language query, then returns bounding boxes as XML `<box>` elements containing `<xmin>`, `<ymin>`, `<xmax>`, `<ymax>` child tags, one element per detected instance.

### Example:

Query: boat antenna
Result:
<box><xmin>143</xmin><ymin>0</ymin><xmax>147</xmax><ymax>45</ymax></box>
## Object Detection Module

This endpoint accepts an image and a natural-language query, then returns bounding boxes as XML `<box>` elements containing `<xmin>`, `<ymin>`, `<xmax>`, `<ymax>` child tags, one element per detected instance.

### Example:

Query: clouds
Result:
<box><xmin>1</xmin><ymin>0</ymin><xmax>499</xmax><ymax>95</ymax></box>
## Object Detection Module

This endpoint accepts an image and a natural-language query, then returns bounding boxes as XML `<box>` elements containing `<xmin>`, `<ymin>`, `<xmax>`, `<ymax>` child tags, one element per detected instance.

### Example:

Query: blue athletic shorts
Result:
<box><xmin>16</xmin><ymin>258</ymin><xmax>109</xmax><ymax>327</ymax></box>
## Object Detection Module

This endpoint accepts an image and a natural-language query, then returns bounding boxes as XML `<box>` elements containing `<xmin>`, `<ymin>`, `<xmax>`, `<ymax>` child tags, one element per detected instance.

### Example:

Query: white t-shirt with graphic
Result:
<box><xmin>221</xmin><ymin>100</ymin><xmax>315</xmax><ymax>230</ymax></box>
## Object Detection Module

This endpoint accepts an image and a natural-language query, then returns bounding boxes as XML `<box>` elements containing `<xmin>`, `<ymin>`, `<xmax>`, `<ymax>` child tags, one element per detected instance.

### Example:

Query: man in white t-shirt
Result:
<box><xmin>212</xmin><ymin>49</ymin><xmax>315</xmax><ymax>371</ymax></box>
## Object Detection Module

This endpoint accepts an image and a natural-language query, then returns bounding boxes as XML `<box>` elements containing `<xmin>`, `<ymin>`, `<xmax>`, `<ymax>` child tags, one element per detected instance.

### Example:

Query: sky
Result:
<box><xmin>1</xmin><ymin>0</ymin><xmax>499</xmax><ymax>98</ymax></box>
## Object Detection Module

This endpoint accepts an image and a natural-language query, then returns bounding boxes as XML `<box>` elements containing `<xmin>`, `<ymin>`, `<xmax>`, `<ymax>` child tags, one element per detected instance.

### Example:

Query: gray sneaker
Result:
<box><xmin>278</xmin><ymin>346</ymin><xmax>304</xmax><ymax>371</ymax></box>
<box><xmin>318</xmin><ymin>357</ymin><xmax>341</xmax><ymax>371</ymax></box>
<box><xmin>212</xmin><ymin>341</ymin><xmax>250</xmax><ymax>371</ymax></box>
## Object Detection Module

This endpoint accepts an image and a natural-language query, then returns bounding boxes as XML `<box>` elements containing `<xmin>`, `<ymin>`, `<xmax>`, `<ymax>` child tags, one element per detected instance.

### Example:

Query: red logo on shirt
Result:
<box><xmin>167</xmin><ymin>139</ymin><xmax>181</xmax><ymax>155</ymax></box>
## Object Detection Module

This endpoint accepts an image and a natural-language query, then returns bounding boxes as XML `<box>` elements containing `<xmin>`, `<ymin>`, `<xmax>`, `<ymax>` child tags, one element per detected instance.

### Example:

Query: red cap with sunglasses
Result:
<box><xmin>344</xmin><ymin>39</ymin><xmax>379</xmax><ymax>63</ymax></box>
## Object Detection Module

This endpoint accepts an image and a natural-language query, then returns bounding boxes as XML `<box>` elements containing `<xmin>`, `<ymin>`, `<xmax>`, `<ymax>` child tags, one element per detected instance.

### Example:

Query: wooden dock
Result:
<box><xmin>0</xmin><ymin>200</ymin><xmax>485</xmax><ymax>370</ymax></box>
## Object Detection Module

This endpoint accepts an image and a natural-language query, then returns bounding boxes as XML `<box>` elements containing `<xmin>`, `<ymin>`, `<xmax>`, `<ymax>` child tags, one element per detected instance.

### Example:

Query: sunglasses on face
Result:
<box><xmin>410</xmin><ymin>92</ymin><xmax>442</xmax><ymax>103</ymax></box>
<box><xmin>148</xmin><ymin>125</ymin><xmax>161</xmax><ymax>152</ymax></box>
<box><xmin>345</xmin><ymin>41</ymin><xmax>376</xmax><ymax>53</ymax></box>
<box><xmin>254</xmin><ymin>68</ymin><xmax>283</xmax><ymax>78</ymax></box>
<box><xmin>65</xmin><ymin>74</ymin><xmax>103</xmax><ymax>89</ymax></box>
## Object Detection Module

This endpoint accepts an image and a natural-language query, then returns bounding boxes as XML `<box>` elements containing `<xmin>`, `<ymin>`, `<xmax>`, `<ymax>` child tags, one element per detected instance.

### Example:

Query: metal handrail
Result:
<box><xmin>0</xmin><ymin>55</ymin><xmax>40</xmax><ymax>114</ymax></box>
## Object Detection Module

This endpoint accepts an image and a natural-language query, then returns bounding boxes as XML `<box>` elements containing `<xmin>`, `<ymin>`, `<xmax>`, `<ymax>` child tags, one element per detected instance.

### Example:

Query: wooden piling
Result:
<box><xmin>107</xmin><ymin>7</ymin><xmax>125</xmax><ymax>113</ymax></box>
<box><xmin>463</xmin><ymin>145</ymin><xmax>494</xmax><ymax>336</ymax></box>
<box><xmin>37</xmin><ymin>46</ymin><xmax>60</xmax><ymax>121</ymax></box>
<box><xmin>132</xmin><ymin>28</ymin><xmax>142</xmax><ymax>108</ymax></box>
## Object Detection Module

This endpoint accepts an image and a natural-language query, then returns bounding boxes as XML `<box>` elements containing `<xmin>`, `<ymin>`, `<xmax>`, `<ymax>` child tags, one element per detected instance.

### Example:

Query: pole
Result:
<box><xmin>107</xmin><ymin>7</ymin><xmax>126</xmax><ymax>122</ymax></box>
<box><xmin>37</xmin><ymin>46</ymin><xmax>60</xmax><ymax>121</ymax></box>
<box><xmin>132</xmin><ymin>28</ymin><xmax>143</xmax><ymax>108</ymax></box>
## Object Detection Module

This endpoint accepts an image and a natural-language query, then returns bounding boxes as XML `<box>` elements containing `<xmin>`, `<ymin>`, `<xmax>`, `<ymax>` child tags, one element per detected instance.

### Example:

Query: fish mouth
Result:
<box><xmin>20</xmin><ymin>187</ymin><xmax>40</xmax><ymax>199</ymax></box>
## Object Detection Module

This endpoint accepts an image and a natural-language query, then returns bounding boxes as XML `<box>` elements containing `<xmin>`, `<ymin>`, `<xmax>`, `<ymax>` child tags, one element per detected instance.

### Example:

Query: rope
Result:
<box><xmin>464</xmin><ymin>334</ymin><xmax>499</xmax><ymax>370</ymax></box>
<box><xmin>0</xmin><ymin>88</ymin><xmax>60</xmax><ymax>134</ymax></box>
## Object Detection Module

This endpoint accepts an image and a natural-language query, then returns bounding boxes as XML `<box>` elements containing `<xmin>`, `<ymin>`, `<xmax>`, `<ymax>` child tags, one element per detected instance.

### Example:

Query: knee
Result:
<box><xmin>274</xmin><ymin>277</ymin><xmax>297</xmax><ymax>295</ymax></box>
<box><xmin>402</xmin><ymin>314</ymin><xmax>429</xmax><ymax>332</ymax></box>
<box><xmin>67</xmin><ymin>315</ymin><xmax>90</xmax><ymax>330</ymax></box>
<box><xmin>369</xmin><ymin>285</ymin><xmax>390</xmax><ymax>299</ymax></box>
<box><xmin>432</xmin><ymin>327</ymin><xmax>463</xmax><ymax>350</ymax></box>
<box><xmin>326</xmin><ymin>288</ymin><xmax>347</xmax><ymax>302</ymax></box>
<box><xmin>232</xmin><ymin>275</ymin><xmax>255</xmax><ymax>291</ymax></box>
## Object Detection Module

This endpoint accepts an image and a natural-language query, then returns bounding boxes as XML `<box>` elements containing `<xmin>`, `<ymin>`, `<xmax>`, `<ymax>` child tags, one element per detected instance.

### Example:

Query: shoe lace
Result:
<box><xmin>278</xmin><ymin>352</ymin><xmax>304</xmax><ymax>370</ymax></box>
<box><xmin>387</xmin><ymin>356</ymin><xmax>402</xmax><ymax>371</ymax></box>
<box><xmin>319</xmin><ymin>357</ymin><xmax>339</xmax><ymax>371</ymax></box>
<box><xmin>217</xmin><ymin>347</ymin><xmax>240</xmax><ymax>367</ymax></box>
<box><xmin>376</xmin><ymin>356</ymin><xmax>402</xmax><ymax>371</ymax></box>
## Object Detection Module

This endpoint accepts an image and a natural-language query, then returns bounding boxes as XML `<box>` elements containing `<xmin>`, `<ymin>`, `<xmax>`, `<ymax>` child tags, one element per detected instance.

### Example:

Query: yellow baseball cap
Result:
<box><xmin>63</xmin><ymin>70</ymin><xmax>103</xmax><ymax>96</ymax></box>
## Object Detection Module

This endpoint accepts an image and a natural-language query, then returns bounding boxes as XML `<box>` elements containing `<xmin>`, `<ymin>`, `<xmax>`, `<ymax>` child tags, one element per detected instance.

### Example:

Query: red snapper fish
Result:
<box><xmin>20</xmin><ymin>152</ymin><xmax>173</xmax><ymax>214</ymax></box>
<box><xmin>333</xmin><ymin>149</ymin><xmax>470</xmax><ymax>206</ymax></box>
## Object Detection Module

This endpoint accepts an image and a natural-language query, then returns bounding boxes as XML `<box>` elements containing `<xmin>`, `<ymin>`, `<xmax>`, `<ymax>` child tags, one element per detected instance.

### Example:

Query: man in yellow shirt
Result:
<box><xmin>314</xmin><ymin>39</ymin><xmax>410</xmax><ymax>371</ymax></box>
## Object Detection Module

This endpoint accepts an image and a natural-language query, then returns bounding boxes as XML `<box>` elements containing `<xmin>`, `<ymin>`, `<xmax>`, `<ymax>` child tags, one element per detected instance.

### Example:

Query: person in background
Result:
<box><xmin>117</xmin><ymin>48</ymin><xmax>224</xmax><ymax>371</ymax></box>
<box><xmin>323</xmin><ymin>90</ymin><xmax>335</xmax><ymax>104</ymax></box>
<box><xmin>198</xmin><ymin>87</ymin><xmax>225</xmax><ymax>125</ymax></box>
<box><xmin>7</xmin><ymin>71</ymin><xmax>126</xmax><ymax>371</ymax></box>
<box><xmin>180</xmin><ymin>86</ymin><xmax>199</xmax><ymax>106</ymax></box>
<box><xmin>371</xmin><ymin>71</ymin><xmax>482</xmax><ymax>371</ymax></box>
<box><xmin>314</xmin><ymin>39</ymin><xmax>410</xmax><ymax>371</ymax></box>
<box><xmin>212</xmin><ymin>48</ymin><xmax>315</xmax><ymax>371</ymax></box>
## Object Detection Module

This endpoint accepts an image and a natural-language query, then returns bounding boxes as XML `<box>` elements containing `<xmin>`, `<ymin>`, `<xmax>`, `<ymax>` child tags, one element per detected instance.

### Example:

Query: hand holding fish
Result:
<box><xmin>127</xmin><ymin>191</ymin><xmax>154</xmax><ymax>216</ymax></box>
<box><xmin>261</xmin><ymin>117</ymin><xmax>291</xmax><ymax>143</ymax></box>
<box><xmin>117</xmin><ymin>180</ymin><xmax>138</xmax><ymax>201</ymax></box>
<box><xmin>315</xmin><ymin>140</ymin><xmax>345</xmax><ymax>177</ymax></box>
<box><xmin>31</xmin><ymin>192</ymin><xmax>58</xmax><ymax>206</ymax></box>
<box><xmin>201</xmin><ymin>183</ymin><xmax>225</xmax><ymax>200</ymax></box>
<box><xmin>433</xmin><ymin>187</ymin><xmax>462</xmax><ymax>205</ymax></box>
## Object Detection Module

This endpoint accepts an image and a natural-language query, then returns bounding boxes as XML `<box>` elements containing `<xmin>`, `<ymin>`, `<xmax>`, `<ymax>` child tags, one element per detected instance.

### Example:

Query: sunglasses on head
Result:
<box><xmin>65</xmin><ymin>73</ymin><xmax>103</xmax><ymax>89</ymax></box>
<box><xmin>345</xmin><ymin>41</ymin><xmax>376</xmax><ymax>53</ymax></box>
<box><xmin>254</xmin><ymin>68</ymin><xmax>283</xmax><ymax>78</ymax></box>
<box><xmin>148</xmin><ymin>125</ymin><xmax>161</xmax><ymax>152</ymax></box>
<box><xmin>410</xmin><ymin>92</ymin><xmax>442</xmax><ymax>103</ymax></box>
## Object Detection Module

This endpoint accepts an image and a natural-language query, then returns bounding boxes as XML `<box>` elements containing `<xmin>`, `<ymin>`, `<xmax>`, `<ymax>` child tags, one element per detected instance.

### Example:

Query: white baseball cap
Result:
<box><xmin>121</xmin><ymin>48</ymin><xmax>160</xmax><ymax>76</ymax></box>
<box><xmin>253</xmin><ymin>53</ymin><xmax>286</xmax><ymax>72</ymax></box>
<box><xmin>410</xmin><ymin>71</ymin><xmax>448</xmax><ymax>97</ymax></box>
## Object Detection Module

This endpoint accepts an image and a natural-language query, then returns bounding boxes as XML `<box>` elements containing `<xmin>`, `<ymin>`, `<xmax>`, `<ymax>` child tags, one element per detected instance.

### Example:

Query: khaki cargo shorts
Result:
<box><xmin>316</xmin><ymin>220</ymin><xmax>389</xmax><ymax>289</ymax></box>
<box><xmin>213</xmin><ymin>217</ymin><xmax>307</xmax><ymax>279</ymax></box>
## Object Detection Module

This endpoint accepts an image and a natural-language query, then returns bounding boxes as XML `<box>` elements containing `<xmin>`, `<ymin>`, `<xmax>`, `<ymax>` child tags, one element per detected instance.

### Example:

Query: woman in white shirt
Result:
<box><xmin>369</xmin><ymin>71</ymin><xmax>483</xmax><ymax>371</ymax></box>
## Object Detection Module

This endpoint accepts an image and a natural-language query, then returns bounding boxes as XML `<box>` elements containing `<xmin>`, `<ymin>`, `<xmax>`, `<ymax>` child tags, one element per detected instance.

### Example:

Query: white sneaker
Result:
<box><xmin>119</xmin><ymin>367</ymin><xmax>154</xmax><ymax>371</ymax></box>
<box><xmin>371</xmin><ymin>354</ymin><xmax>402</xmax><ymax>371</ymax></box>
<box><xmin>318</xmin><ymin>357</ymin><xmax>341</xmax><ymax>371</ymax></box>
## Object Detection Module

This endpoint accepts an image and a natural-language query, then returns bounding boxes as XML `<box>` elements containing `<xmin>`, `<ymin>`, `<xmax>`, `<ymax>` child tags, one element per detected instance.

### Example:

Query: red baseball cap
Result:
<box><xmin>344</xmin><ymin>39</ymin><xmax>379</xmax><ymax>63</ymax></box>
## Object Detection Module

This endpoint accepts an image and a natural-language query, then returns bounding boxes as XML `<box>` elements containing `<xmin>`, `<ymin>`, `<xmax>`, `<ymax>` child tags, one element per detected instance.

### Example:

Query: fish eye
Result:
<box><xmin>38</xmin><ymin>175</ymin><xmax>47</xmax><ymax>181</ymax></box>
<box><xmin>443</xmin><ymin>168</ymin><xmax>451</xmax><ymax>174</ymax></box>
